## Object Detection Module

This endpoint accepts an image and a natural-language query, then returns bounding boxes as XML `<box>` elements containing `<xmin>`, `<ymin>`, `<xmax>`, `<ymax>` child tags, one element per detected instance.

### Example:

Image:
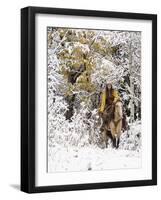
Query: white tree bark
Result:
<box><xmin>129</xmin><ymin>40</ymin><xmax>135</xmax><ymax>123</ymax></box>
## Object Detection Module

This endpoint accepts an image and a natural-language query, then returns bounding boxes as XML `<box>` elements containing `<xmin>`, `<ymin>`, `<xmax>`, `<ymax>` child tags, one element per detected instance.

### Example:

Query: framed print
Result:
<box><xmin>21</xmin><ymin>6</ymin><xmax>157</xmax><ymax>193</ymax></box>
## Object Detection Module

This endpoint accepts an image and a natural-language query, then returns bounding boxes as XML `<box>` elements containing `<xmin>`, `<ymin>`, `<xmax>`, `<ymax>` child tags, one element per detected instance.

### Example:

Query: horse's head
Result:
<box><xmin>114</xmin><ymin>100</ymin><xmax>123</xmax><ymax>120</ymax></box>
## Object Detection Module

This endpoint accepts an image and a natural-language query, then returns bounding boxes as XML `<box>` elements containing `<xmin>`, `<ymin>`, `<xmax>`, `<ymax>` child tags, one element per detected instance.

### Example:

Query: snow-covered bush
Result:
<box><xmin>48</xmin><ymin>98</ymin><xmax>102</xmax><ymax>148</ymax></box>
<box><xmin>119</xmin><ymin>121</ymin><xmax>141</xmax><ymax>151</ymax></box>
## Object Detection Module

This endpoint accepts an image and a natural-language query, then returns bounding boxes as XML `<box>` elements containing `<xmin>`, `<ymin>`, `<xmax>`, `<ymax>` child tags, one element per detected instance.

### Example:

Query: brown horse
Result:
<box><xmin>102</xmin><ymin>100</ymin><xmax>123</xmax><ymax>148</ymax></box>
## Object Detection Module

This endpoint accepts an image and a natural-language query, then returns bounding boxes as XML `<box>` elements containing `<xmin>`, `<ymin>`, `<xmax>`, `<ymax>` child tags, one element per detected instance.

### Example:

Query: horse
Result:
<box><xmin>101</xmin><ymin>100</ymin><xmax>123</xmax><ymax>148</ymax></box>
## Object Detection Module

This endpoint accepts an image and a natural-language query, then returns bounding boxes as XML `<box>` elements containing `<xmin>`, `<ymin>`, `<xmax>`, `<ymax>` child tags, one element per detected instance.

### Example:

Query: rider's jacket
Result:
<box><xmin>99</xmin><ymin>88</ymin><xmax>121</xmax><ymax>113</ymax></box>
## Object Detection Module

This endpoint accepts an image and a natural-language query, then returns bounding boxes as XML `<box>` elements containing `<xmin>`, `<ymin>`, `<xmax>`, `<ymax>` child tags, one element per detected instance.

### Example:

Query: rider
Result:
<box><xmin>99</xmin><ymin>83</ymin><xmax>121</xmax><ymax>115</ymax></box>
<box><xmin>99</xmin><ymin>83</ymin><xmax>128</xmax><ymax>133</ymax></box>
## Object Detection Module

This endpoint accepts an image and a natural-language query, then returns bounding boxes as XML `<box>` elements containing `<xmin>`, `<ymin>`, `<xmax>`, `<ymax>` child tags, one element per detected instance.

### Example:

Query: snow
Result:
<box><xmin>48</xmin><ymin>146</ymin><xmax>141</xmax><ymax>173</ymax></box>
<box><xmin>48</xmin><ymin>122</ymin><xmax>141</xmax><ymax>173</ymax></box>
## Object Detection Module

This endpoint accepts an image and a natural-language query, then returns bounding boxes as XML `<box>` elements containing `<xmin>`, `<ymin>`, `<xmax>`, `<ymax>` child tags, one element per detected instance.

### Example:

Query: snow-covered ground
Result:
<box><xmin>48</xmin><ymin>146</ymin><xmax>141</xmax><ymax>173</ymax></box>
<box><xmin>48</xmin><ymin>122</ymin><xmax>141</xmax><ymax>173</ymax></box>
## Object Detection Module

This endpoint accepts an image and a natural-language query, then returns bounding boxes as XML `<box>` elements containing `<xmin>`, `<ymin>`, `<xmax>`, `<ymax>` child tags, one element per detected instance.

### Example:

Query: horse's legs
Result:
<box><xmin>116</xmin><ymin>121</ymin><xmax>122</xmax><ymax>149</ymax></box>
<box><xmin>112</xmin><ymin>137</ymin><xmax>116</xmax><ymax>148</ymax></box>
<box><xmin>116</xmin><ymin>137</ymin><xmax>120</xmax><ymax>149</ymax></box>
<box><xmin>109</xmin><ymin>122</ymin><xmax>117</xmax><ymax>148</ymax></box>
<box><xmin>102</xmin><ymin>130</ymin><xmax>108</xmax><ymax>148</ymax></box>
<box><xmin>113</xmin><ymin>136</ymin><xmax>121</xmax><ymax>148</ymax></box>
<box><xmin>105</xmin><ymin>139</ymin><xmax>108</xmax><ymax>148</ymax></box>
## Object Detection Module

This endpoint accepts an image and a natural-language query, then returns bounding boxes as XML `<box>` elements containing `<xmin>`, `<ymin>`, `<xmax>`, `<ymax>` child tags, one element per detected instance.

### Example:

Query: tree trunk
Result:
<box><xmin>129</xmin><ymin>41</ymin><xmax>135</xmax><ymax>123</ymax></box>
<box><xmin>65</xmin><ymin>64</ymin><xmax>86</xmax><ymax>120</ymax></box>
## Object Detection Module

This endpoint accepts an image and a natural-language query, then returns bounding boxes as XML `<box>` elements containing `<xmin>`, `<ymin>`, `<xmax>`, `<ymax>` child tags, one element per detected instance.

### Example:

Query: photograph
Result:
<box><xmin>47</xmin><ymin>27</ymin><xmax>142</xmax><ymax>173</ymax></box>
